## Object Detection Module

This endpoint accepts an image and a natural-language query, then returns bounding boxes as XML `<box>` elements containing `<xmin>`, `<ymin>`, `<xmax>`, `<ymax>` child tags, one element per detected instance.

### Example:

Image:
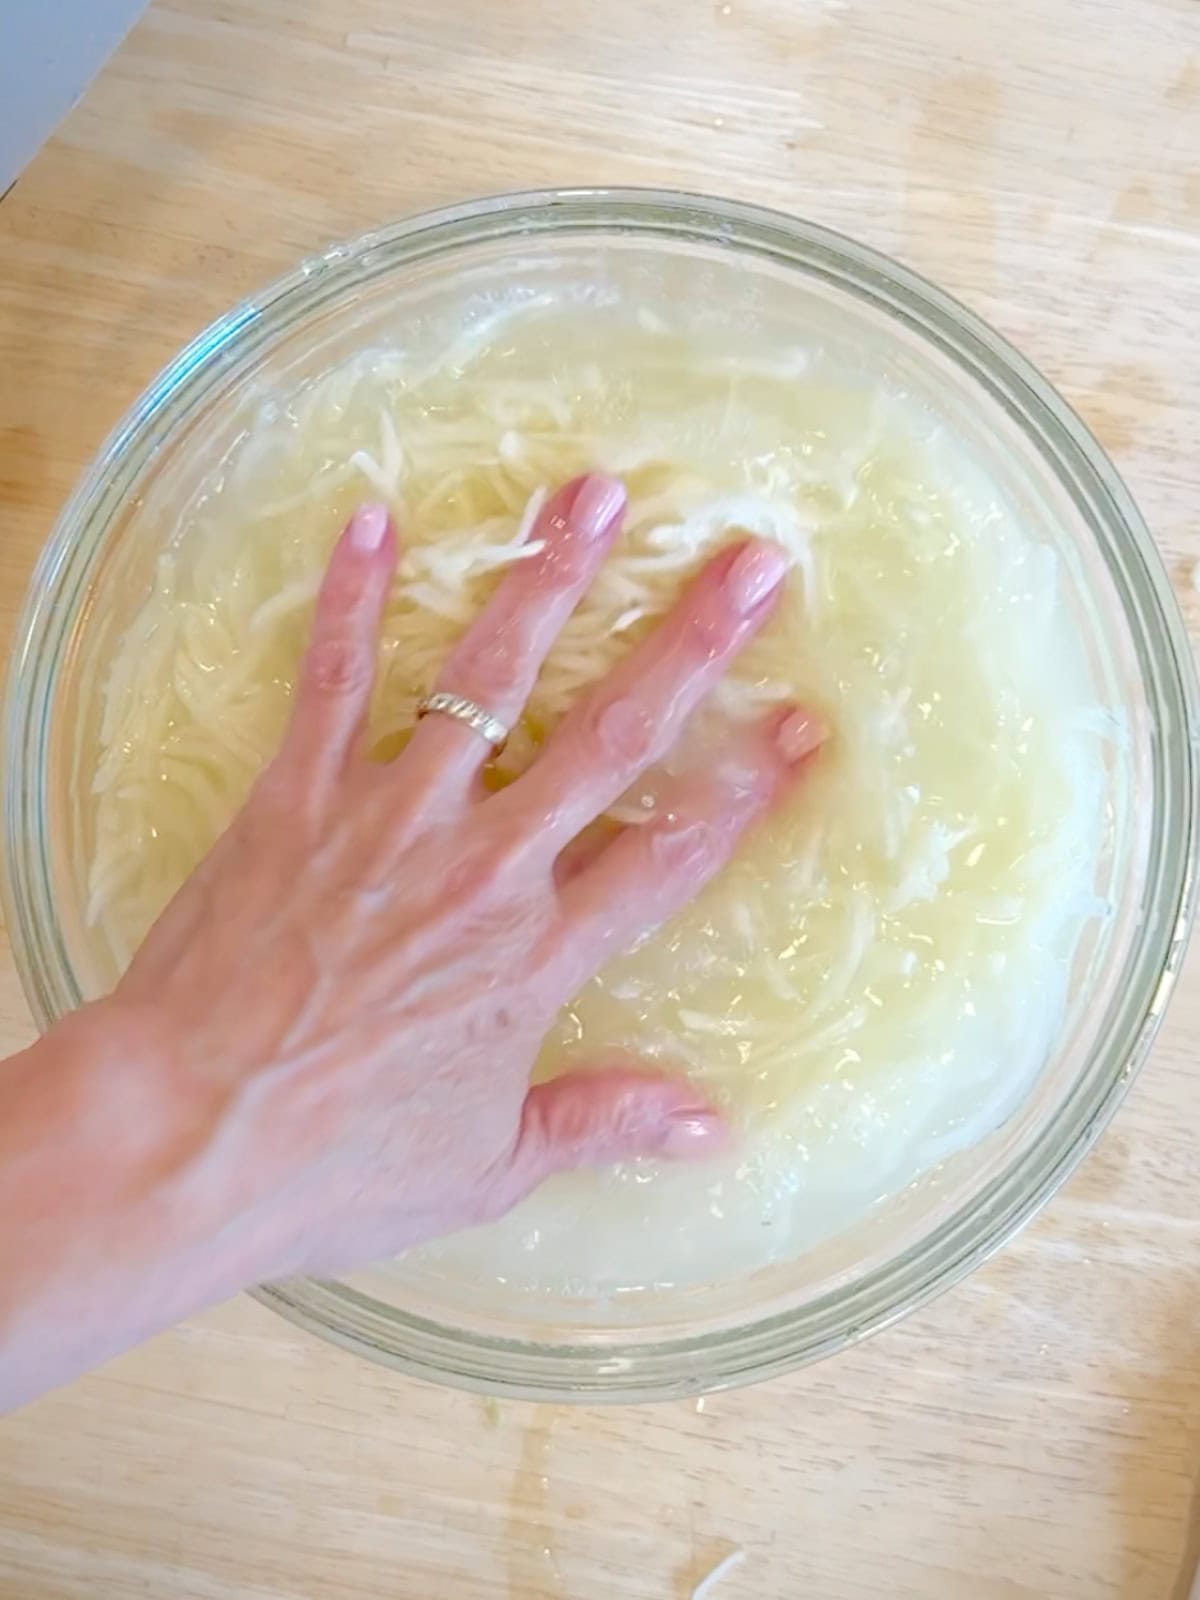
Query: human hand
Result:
<box><xmin>99</xmin><ymin>473</ymin><xmax>823</xmax><ymax>1285</ymax></box>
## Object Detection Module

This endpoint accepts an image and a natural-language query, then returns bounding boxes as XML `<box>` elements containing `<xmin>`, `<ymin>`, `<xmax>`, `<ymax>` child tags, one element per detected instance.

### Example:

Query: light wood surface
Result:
<box><xmin>2</xmin><ymin>1</ymin><xmax>1199</xmax><ymax>1596</ymax></box>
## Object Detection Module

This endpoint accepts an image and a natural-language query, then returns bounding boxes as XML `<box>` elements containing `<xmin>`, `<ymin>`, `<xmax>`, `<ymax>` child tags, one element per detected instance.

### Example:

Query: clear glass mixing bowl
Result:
<box><xmin>3</xmin><ymin>189</ymin><xmax>1197</xmax><ymax>1400</ymax></box>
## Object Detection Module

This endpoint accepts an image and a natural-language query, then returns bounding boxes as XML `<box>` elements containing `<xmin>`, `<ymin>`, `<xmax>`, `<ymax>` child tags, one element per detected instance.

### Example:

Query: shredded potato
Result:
<box><xmin>88</xmin><ymin>307</ymin><xmax>1112</xmax><ymax>1289</ymax></box>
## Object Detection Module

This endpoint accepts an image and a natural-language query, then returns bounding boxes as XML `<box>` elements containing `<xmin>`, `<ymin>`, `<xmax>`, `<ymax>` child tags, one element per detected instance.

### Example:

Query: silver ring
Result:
<box><xmin>416</xmin><ymin>691</ymin><xmax>509</xmax><ymax>753</ymax></box>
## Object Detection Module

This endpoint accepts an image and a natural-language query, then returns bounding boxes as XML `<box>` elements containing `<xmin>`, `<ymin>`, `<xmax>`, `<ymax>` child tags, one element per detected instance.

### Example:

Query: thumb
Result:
<box><xmin>510</xmin><ymin>1059</ymin><xmax>731</xmax><ymax>1191</ymax></box>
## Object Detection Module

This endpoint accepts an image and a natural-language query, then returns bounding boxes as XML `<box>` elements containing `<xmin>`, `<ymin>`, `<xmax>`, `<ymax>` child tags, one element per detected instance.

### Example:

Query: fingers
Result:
<box><xmin>277</xmin><ymin>503</ymin><xmax>397</xmax><ymax>802</ymax></box>
<box><xmin>556</xmin><ymin>706</ymin><xmax>824</xmax><ymax>985</ymax></box>
<box><xmin>499</xmin><ymin>537</ymin><xmax>790</xmax><ymax>854</ymax></box>
<box><xmin>506</xmin><ymin>1060</ymin><xmax>730</xmax><ymax>1195</ymax></box>
<box><xmin>399</xmin><ymin>474</ymin><xmax>627</xmax><ymax>809</ymax></box>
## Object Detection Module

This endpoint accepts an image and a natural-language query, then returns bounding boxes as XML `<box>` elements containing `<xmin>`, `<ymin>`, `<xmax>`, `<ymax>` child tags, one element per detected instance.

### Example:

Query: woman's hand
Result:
<box><xmin>114</xmin><ymin>472</ymin><xmax>821</xmax><ymax>1276</ymax></box>
<box><xmin>0</xmin><ymin>473</ymin><xmax>821</xmax><ymax>1405</ymax></box>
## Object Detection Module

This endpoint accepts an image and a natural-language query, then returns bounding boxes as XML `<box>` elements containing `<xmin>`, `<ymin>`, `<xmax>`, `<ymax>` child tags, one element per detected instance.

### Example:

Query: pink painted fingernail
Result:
<box><xmin>348</xmin><ymin>502</ymin><xmax>390</xmax><ymax>552</ymax></box>
<box><xmin>569</xmin><ymin>474</ymin><xmax>627</xmax><ymax>539</ymax></box>
<box><xmin>660</xmin><ymin>1109</ymin><xmax>728</xmax><ymax>1158</ymax></box>
<box><xmin>725</xmin><ymin>540</ymin><xmax>789</xmax><ymax>614</ymax></box>
<box><xmin>776</xmin><ymin>709</ymin><xmax>828</xmax><ymax>765</ymax></box>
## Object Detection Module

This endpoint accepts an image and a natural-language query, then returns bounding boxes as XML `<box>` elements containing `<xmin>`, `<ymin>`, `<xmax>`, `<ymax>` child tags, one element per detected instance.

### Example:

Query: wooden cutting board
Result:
<box><xmin>0</xmin><ymin>1</ymin><xmax>1198</xmax><ymax>1596</ymax></box>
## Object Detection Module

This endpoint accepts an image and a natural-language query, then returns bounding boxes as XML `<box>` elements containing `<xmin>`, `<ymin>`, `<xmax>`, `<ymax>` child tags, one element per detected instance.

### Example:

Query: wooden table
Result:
<box><xmin>2</xmin><ymin>2</ymin><xmax>1199</xmax><ymax>1595</ymax></box>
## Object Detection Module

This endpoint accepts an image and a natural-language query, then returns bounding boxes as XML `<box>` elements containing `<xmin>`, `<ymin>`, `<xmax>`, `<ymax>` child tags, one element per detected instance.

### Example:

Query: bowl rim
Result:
<box><xmin>4</xmin><ymin>185</ymin><xmax>1197</xmax><ymax>1400</ymax></box>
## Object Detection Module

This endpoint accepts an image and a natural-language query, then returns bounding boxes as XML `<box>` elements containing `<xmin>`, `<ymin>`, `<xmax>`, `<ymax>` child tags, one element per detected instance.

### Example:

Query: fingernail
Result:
<box><xmin>776</xmin><ymin>709</ymin><xmax>829</xmax><ymax>764</ymax></box>
<box><xmin>348</xmin><ymin>502</ymin><xmax>390</xmax><ymax>552</ymax></box>
<box><xmin>725</xmin><ymin>540</ymin><xmax>789</xmax><ymax>614</ymax></box>
<box><xmin>660</xmin><ymin>1109</ymin><xmax>728</xmax><ymax>1158</ymax></box>
<box><xmin>569</xmin><ymin>474</ymin><xmax>627</xmax><ymax>540</ymax></box>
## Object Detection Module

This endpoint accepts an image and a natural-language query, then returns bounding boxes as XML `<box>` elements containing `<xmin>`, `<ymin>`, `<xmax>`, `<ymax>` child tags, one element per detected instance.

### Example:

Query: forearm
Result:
<box><xmin>0</xmin><ymin>1003</ymin><xmax>241</xmax><ymax>1411</ymax></box>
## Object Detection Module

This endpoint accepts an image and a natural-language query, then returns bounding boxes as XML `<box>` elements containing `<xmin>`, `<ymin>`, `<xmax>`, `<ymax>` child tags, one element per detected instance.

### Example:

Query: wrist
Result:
<box><xmin>0</xmin><ymin>1000</ymin><xmax>242</xmax><ymax>1405</ymax></box>
<box><xmin>9</xmin><ymin>1000</ymin><xmax>226</xmax><ymax>1237</ymax></box>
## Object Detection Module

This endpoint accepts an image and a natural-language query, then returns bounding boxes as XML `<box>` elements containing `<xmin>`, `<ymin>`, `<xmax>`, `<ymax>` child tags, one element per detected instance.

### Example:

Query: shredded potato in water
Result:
<box><xmin>89</xmin><ymin>307</ymin><xmax>1110</xmax><ymax>1291</ymax></box>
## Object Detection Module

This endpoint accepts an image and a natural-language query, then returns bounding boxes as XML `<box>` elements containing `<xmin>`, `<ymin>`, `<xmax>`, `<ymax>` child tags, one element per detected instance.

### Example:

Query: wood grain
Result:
<box><xmin>1</xmin><ymin>1</ymin><xmax>1198</xmax><ymax>1596</ymax></box>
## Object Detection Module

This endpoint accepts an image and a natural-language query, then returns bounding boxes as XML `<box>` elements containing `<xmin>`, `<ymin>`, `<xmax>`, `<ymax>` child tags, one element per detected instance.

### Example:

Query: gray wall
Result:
<box><xmin>1</xmin><ymin>0</ymin><xmax>149</xmax><ymax>192</ymax></box>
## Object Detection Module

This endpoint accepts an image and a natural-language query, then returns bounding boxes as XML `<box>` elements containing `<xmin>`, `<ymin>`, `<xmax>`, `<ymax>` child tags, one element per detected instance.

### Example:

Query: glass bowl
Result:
<box><xmin>3</xmin><ymin>188</ymin><xmax>1197</xmax><ymax>1401</ymax></box>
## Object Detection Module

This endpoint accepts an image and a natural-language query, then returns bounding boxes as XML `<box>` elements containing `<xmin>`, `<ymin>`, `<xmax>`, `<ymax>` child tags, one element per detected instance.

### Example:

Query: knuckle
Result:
<box><xmin>588</xmin><ymin>693</ymin><xmax>657</xmax><ymax>768</ymax></box>
<box><xmin>440</xmin><ymin>850</ymin><xmax>498</xmax><ymax>903</ymax></box>
<box><xmin>439</xmin><ymin>834</ymin><xmax>523</xmax><ymax>904</ymax></box>
<box><xmin>448</xmin><ymin>630</ymin><xmax>522</xmax><ymax>699</ymax></box>
<box><xmin>305</xmin><ymin>636</ymin><xmax>370</xmax><ymax>697</ymax></box>
<box><xmin>532</xmin><ymin>1085</ymin><xmax>594</xmax><ymax>1148</ymax></box>
<box><xmin>649</xmin><ymin>817</ymin><xmax>725</xmax><ymax>878</ymax></box>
